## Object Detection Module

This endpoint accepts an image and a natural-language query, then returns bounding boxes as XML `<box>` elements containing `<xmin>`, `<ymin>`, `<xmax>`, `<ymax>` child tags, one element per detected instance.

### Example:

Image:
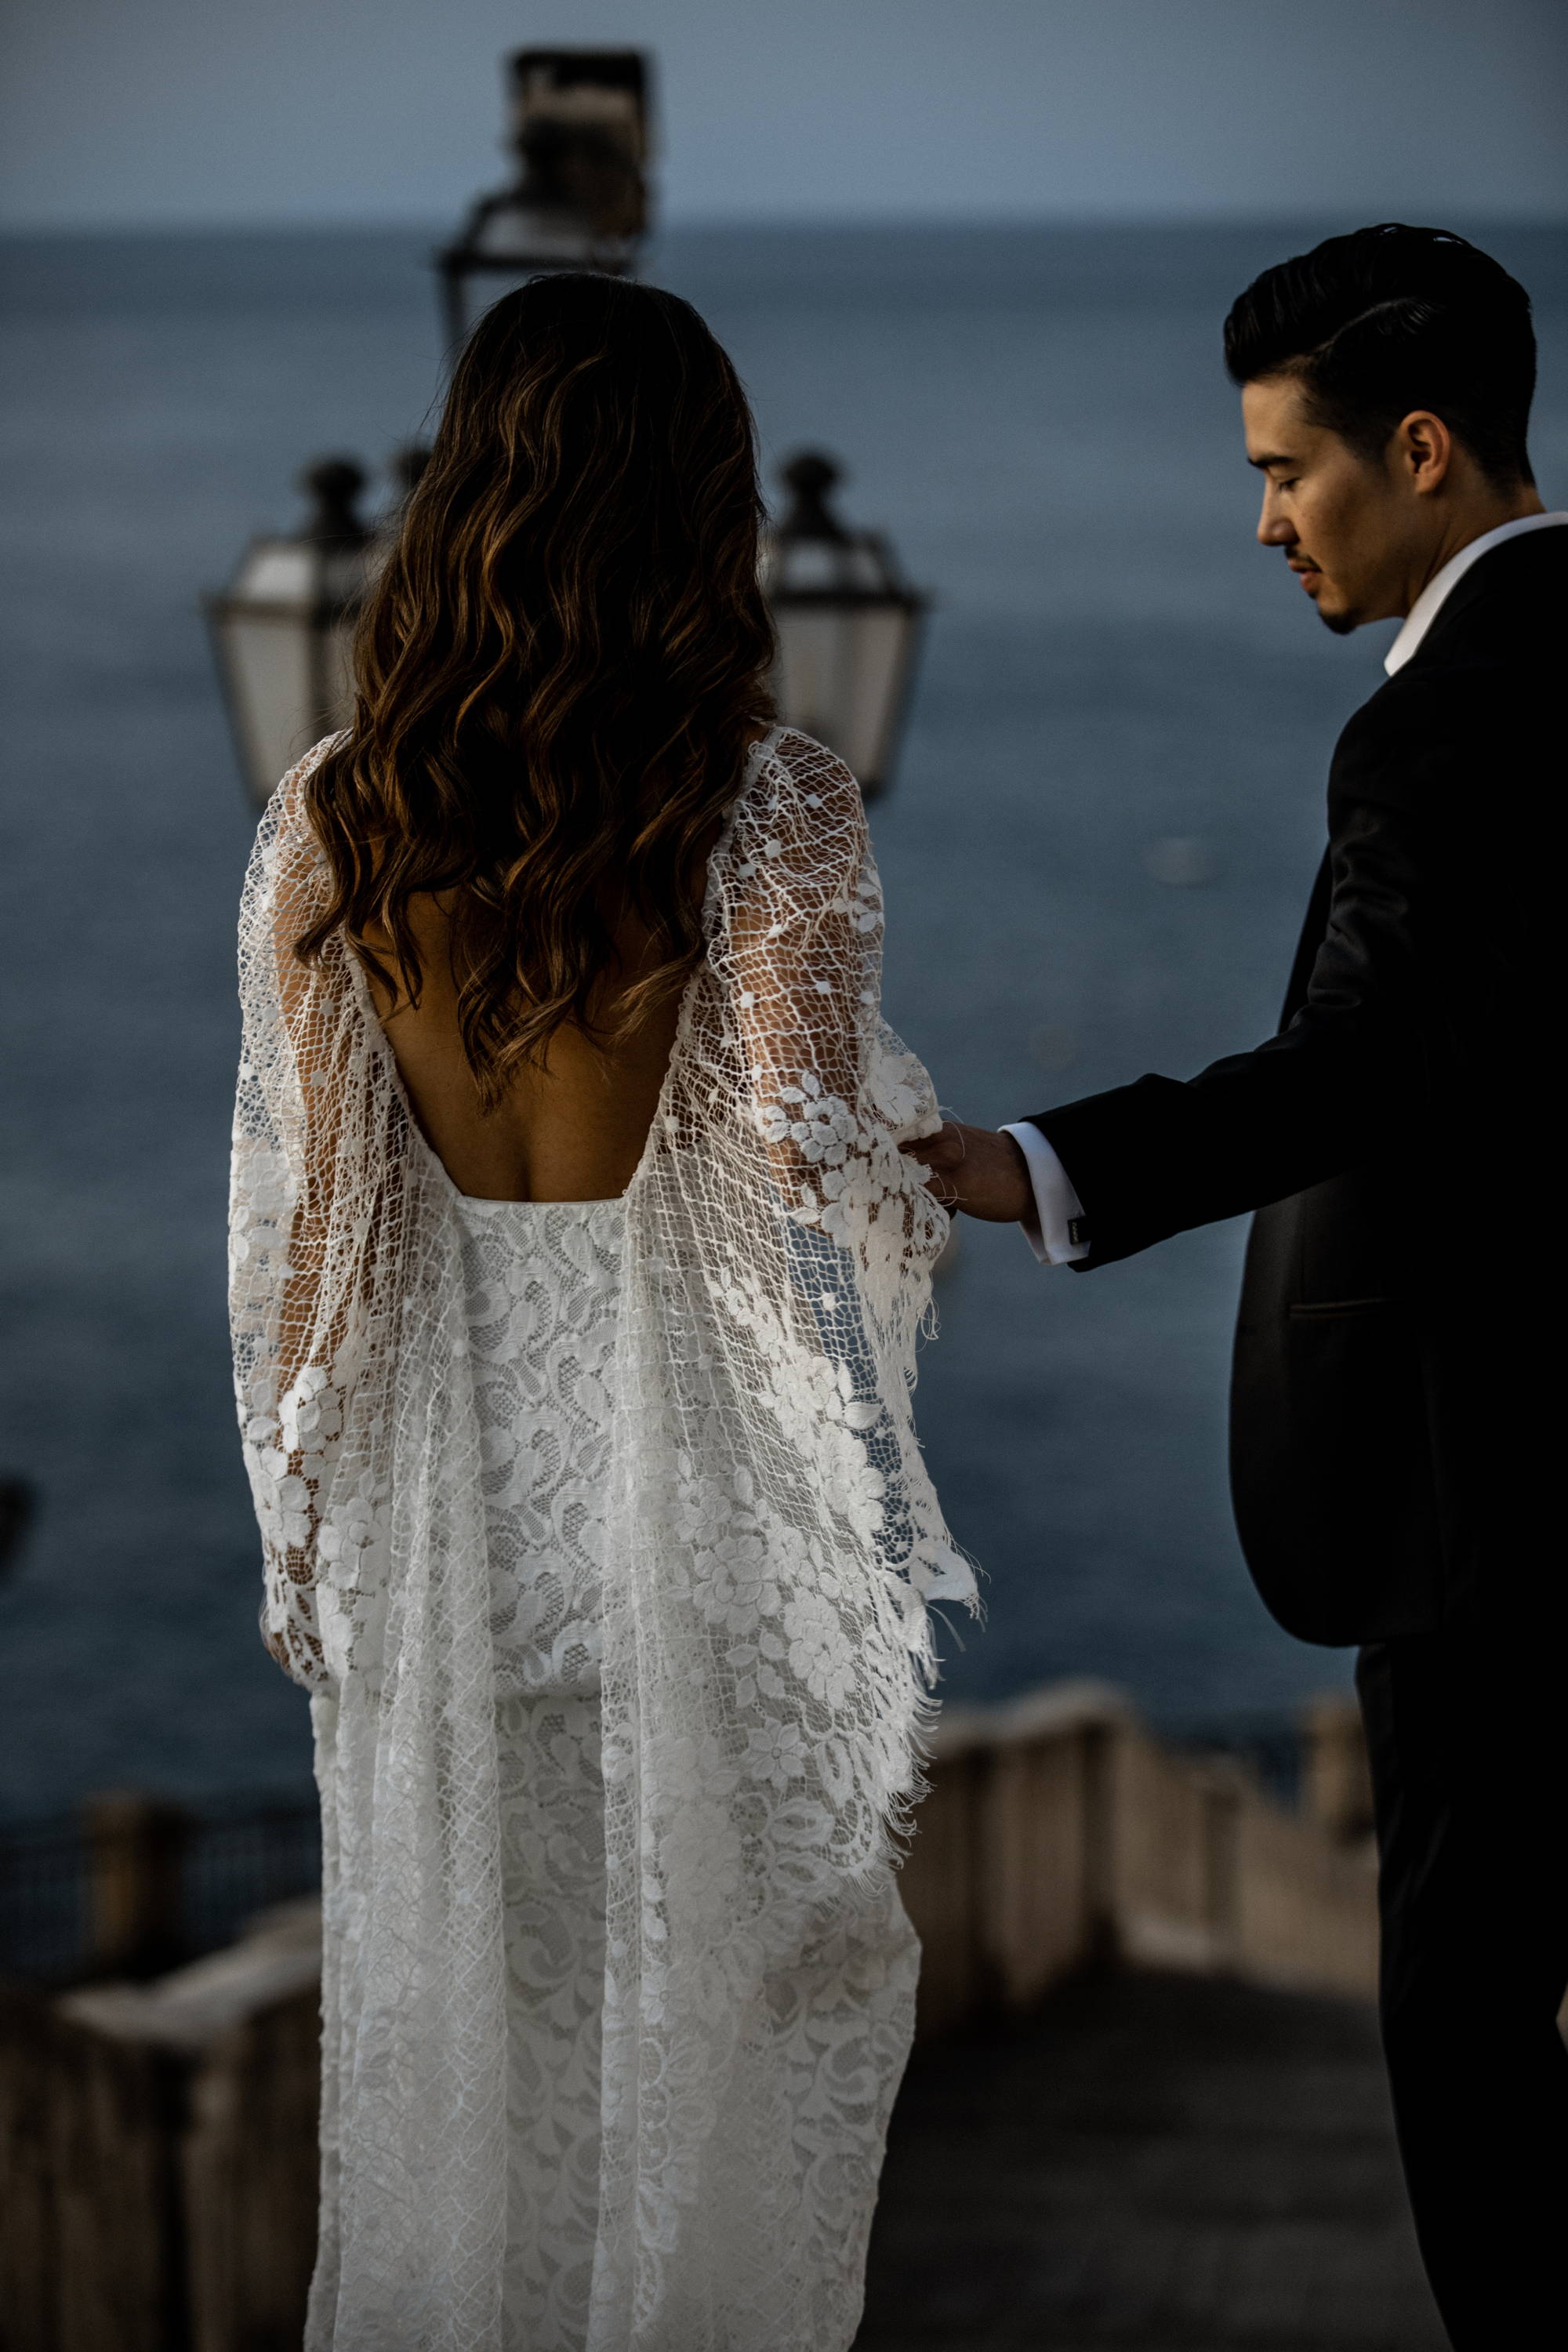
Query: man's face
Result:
<box><xmin>1242</xmin><ymin>374</ymin><xmax>1415</xmax><ymax>634</ymax></box>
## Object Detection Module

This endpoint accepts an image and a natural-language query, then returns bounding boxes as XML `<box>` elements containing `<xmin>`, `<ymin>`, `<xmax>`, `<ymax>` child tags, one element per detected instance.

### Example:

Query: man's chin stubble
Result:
<box><xmin>1316</xmin><ymin>602</ymin><xmax>1359</xmax><ymax>637</ymax></box>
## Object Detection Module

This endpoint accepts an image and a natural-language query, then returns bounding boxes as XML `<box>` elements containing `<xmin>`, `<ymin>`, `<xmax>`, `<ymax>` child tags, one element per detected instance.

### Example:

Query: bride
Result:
<box><xmin>229</xmin><ymin>271</ymin><xmax>975</xmax><ymax>2352</ymax></box>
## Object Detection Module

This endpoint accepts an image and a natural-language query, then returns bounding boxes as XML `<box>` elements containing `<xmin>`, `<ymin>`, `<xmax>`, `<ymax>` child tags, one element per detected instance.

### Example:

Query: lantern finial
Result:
<box><xmin>778</xmin><ymin>451</ymin><xmax>850</xmax><ymax>543</ymax></box>
<box><xmin>300</xmin><ymin>458</ymin><xmax>371</xmax><ymax>546</ymax></box>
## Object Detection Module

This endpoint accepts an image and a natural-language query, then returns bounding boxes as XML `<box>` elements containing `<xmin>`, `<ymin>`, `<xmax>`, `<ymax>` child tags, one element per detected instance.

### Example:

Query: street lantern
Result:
<box><xmin>205</xmin><ymin>457</ymin><xmax>372</xmax><ymax>810</ymax></box>
<box><xmin>760</xmin><ymin>452</ymin><xmax>927</xmax><ymax>800</ymax></box>
<box><xmin>436</xmin><ymin>49</ymin><xmax>652</xmax><ymax>350</ymax></box>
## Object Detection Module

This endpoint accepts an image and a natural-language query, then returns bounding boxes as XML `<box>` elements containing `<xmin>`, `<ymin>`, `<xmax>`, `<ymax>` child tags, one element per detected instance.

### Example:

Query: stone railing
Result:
<box><xmin>900</xmin><ymin>1681</ymin><xmax>1377</xmax><ymax>2038</ymax></box>
<box><xmin>0</xmin><ymin>1900</ymin><xmax>321</xmax><ymax>2352</ymax></box>
<box><xmin>0</xmin><ymin>1682</ymin><xmax>1374</xmax><ymax>2348</ymax></box>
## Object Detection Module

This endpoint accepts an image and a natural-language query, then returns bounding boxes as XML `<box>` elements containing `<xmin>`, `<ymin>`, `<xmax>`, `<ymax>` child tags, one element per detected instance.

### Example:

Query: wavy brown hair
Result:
<box><xmin>297</xmin><ymin>272</ymin><xmax>776</xmax><ymax>1102</ymax></box>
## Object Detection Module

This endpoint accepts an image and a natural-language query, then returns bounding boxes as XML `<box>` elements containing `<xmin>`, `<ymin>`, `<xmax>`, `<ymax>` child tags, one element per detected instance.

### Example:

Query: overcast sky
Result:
<box><xmin>2</xmin><ymin>0</ymin><xmax>1566</xmax><ymax>231</ymax></box>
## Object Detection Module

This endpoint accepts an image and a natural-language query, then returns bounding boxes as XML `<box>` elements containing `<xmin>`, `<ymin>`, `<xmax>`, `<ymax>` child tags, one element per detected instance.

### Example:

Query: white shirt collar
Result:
<box><xmin>1384</xmin><ymin>510</ymin><xmax>1568</xmax><ymax>675</ymax></box>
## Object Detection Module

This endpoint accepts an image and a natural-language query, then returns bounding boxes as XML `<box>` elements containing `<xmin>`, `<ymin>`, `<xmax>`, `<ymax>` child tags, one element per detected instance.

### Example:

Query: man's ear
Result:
<box><xmin>1393</xmin><ymin>410</ymin><xmax>1454</xmax><ymax>498</ymax></box>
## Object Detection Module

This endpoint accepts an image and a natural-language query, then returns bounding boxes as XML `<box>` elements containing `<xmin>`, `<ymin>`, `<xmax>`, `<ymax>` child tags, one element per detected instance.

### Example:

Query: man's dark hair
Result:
<box><xmin>1224</xmin><ymin>223</ymin><xmax>1536</xmax><ymax>488</ymax></box>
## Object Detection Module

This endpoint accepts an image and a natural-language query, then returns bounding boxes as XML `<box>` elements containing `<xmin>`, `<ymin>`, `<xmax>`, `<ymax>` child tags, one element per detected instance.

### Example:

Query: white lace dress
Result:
<box><xmin>460</xmin><ymin>1195</ymin><xmax>620</xmax><ymax>2347</ymax></box>
<box><xmin>231</xmin><ymin>726</ymin><xmax>978</xmax><ymax>2352</ymax></box>
<box><xmin>455</xmin><ymin>1189</ymin><xmax>925</xmax><ymax>2347</ymax></box>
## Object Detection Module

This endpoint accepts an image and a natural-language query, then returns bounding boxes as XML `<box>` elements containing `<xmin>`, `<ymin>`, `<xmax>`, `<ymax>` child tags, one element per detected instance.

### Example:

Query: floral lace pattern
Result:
<box><xmin>494</xmin><ymin>1687</ymin><xmax>606</xmax><ymax>2348</ymax></box>
<box><xmin>231</xmin><ymin>726</ymin><xmax>978</xmax><ymax>2351</ymax></box>
<box><xmin>455</xmin><ymin>1198</ymin><xmax>618</xmax><ymax>2342</ymax></box>
<box><xmin>455</xmin><ymin>1195</ymin><xmax>622</xmax><ymax>1702</ymax></box>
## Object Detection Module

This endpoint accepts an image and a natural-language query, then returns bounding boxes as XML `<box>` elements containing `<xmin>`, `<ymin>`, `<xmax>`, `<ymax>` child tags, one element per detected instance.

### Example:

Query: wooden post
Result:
<box><xmin>83</xmin><ymin>1794</ymin><xmax>190</xmax><ymax>1978</ymax></box>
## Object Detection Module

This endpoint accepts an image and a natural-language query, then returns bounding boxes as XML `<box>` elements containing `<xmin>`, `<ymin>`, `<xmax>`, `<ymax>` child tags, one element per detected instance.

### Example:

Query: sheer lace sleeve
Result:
<box><xmin>724</xmin><ymin>729</ymin><xmax>875</xmax><ymax>1184</ymax></box>
<box><xmin>237</xmin><ymin>751</ymin><xmax>510</xmax><ymax>2339</ymax></box>
<box><xmin>701</xmin><ymin>726</ymin><xmax>971</xmax><ymax>1626</ymax></box>
<box><xmin>720</xmin><ymin>727</ymin><xmax>943</xmax><ymax>1261</ymax></box>
<box><xmin>230</xmin><ymin>740</ymin><xmax>398</xmax><ymax>1691</ymax></box>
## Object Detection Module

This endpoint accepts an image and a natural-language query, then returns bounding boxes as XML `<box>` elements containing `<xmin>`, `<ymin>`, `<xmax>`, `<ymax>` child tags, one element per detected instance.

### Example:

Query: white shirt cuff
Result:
<box><xmin>1000</xmin><ymin>1122</ymin><xmax>1091</xmax><ymax>1267</ymax></box>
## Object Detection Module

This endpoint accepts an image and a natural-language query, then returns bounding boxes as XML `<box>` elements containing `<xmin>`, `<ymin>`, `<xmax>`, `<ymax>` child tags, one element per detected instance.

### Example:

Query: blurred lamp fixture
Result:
<box><xmin>760</xmin><ymin>452</ymin><xmax>927</xmax><ymax>801</ymax></box>
<box><xmin>388</xmin><ymin>441</ymin><xmax>431</xmax><ymax>507</ymax></box>
<box><xmin>369</xmin><ymin>441</ymin><xmax>432</xmax><ymax>559</ymax></box>
<box><xmin>205</xmin><ymin>457</ymin><xmax>372</xmax><ymax>811</ymax></box>
<box><xmin>436</xmin><ymin>48</ymin><xmax>652</xmax><ymax>349</ymax></box>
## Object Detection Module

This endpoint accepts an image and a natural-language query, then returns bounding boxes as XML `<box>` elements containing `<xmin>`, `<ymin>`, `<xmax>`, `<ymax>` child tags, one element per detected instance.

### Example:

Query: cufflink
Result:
<box><xmin>1067</xmin><ymin>1217</ymin><xmax>1091</xmax><ymax>1247</ymax></box>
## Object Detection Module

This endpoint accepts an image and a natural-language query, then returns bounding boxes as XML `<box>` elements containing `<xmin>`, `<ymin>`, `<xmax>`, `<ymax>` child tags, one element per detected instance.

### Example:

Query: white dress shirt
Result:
<box><xmin>1382</xmin><ymin>508</ymin><xmax>1567</xmax><ymax>673</ymax></box>
<box><xmin>1001</xmin><ymin>1116</ymin><xmax>1091</xmax><ymax>1265</ymax></box>
<box><xmin>1007</xmin><ymin>508</ymin><xmax>1568</xmax><ymax>1266</ymax></box>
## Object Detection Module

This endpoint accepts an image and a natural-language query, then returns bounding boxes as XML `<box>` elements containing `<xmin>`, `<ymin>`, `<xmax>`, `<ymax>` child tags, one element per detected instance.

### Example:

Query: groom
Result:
<box><xmin>907</xmin><ymin>223</ymin><xmax>1565</xmax><ymax>2348</ymax></box>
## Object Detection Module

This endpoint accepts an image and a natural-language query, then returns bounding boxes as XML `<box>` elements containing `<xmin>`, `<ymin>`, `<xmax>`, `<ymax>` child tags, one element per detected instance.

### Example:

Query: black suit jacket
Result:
<box><xmin>1028</xmin><ymin>526</ymin><xmax>1564</xmax><ymax>1646</ymax></box>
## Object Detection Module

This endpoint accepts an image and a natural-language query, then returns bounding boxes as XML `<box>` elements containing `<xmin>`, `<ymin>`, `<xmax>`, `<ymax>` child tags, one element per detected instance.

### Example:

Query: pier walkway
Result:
<box><xmin>855</xmin><ymin>1970</ymin><xmax>1446</xmax><ymax>2352</ymax></box>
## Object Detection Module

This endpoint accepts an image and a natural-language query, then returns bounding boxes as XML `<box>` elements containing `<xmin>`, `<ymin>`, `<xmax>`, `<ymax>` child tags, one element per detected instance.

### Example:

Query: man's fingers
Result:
<box><xmin>902</xmin><ymin>1123</ymin><xmax>978</xmax><ymax>1210</ymax></box>
<box><xmin>902</xmin><ymin>1120</ymin><xmax>1032</xmax><ymax>1223</ymax></box>
<box><xmin>899</xmin><ymin>1121</ymin><xmax>966</xmax><ymax>1167</ymax></box>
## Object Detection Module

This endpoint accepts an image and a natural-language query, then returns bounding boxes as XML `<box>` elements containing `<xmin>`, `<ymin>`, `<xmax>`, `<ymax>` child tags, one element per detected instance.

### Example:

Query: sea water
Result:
<box><xmin>2</xmin><ymin>221</ymin><xmax>1563</xmax><ymax>1813</ymax></box>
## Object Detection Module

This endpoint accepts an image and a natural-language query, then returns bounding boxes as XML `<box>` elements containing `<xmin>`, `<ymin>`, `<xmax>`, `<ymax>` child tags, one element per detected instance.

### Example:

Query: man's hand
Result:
<box><xmin>901</xmin><ymin>1120</ymin><xmax>1033</xmax><ymax>1223</ymax></box>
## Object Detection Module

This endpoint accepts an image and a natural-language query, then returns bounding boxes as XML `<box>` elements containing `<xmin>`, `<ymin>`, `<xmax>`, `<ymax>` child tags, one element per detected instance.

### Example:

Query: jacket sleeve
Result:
<box><xmin>1026</xmin><ymin>687</ymin><xmax>1445</xmax><ymax>1269</ymax></box>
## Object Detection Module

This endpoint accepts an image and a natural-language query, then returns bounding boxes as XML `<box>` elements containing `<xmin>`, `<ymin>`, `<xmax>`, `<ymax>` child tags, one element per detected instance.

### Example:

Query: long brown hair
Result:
<box><xmin>298</xmin><ymin>272</ymin><xmax>775</xmax><ymax>1102</ymax></box>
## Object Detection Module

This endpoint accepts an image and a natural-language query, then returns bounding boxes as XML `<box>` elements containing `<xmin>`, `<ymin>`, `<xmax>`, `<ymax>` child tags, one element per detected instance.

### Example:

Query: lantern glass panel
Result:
<box><xmin>210</xmin><ymin>542</ymin><xmax>365</xmax><ymax>806</ymax></box>
<box><xmin>215</xmin><ymin>604</ymin><xmax>321</xmax><ymax>808</ymax></box>
<box><xmin>207</xmin><ymin>458</ymin><xmax>371</xmax><ymax>808</ymax></box>
<box><xmin>772</xmin><ymin>601</ymin><xmax>920</xmax><ymax>796</ymax></box>
<box><xmin>238</xmin><ymin>545</ymin><xmax>314</xmax><ymax>602</ymax></box>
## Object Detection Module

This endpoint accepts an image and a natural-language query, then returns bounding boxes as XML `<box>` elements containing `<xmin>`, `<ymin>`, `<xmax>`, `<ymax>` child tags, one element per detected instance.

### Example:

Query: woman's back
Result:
<box><xmin>364</xmin><ymin>890</ymin><xmax>687</xmax><ymax>1204</ymax></box>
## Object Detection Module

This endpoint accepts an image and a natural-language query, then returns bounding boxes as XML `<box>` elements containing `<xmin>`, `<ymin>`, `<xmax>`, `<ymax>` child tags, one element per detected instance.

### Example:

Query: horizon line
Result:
<box><xmin>4</xmin><ymin>204</ymin><xmax>1566</xmax><ymax>241</ymax></box>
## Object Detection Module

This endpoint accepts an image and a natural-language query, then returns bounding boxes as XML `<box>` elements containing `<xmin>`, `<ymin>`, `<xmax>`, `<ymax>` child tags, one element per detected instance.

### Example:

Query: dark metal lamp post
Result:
<box><xmin>760</xmin><ymin>452</ymin><xmax>927</xmax><ymax>800</ymax></box>
<box><xmin>435</xmin><ymin>48</ymin><xmax>652</xmax><ymax>350</ymax></box>
<box><xmin>205</xmin><ymin>458</ymin><xmax>372</xmax><ymax>811</ymax></box>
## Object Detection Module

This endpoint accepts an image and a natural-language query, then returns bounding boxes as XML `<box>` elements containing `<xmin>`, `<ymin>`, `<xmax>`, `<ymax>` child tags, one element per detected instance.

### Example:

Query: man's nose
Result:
<box><xmin>1257</xmin><ymin>492</ymin><xmax>1294</xmax><ymax>548</ymax></box>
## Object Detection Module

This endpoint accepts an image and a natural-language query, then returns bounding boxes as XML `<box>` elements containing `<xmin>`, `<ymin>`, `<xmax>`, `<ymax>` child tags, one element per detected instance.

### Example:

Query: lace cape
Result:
<box><xmin>230</xmin><ymin>727</ymin><xmax>978</xmax><ymax>2350</ymax></box>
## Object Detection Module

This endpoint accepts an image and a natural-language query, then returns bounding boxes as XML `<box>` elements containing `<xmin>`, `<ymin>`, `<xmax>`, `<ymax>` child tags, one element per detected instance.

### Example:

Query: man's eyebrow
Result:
<box><xmin>1247</xmin><ymin>450</ymin><xmax>1298</xmax><ymax>471</ymax></box>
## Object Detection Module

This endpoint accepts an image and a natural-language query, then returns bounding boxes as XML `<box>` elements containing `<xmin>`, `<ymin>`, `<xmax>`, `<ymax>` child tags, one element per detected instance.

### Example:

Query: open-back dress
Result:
<box><xmin>230</xmin><ymin>725</ymin><xmax>977</xmax><ymax>2352</ymax></box>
